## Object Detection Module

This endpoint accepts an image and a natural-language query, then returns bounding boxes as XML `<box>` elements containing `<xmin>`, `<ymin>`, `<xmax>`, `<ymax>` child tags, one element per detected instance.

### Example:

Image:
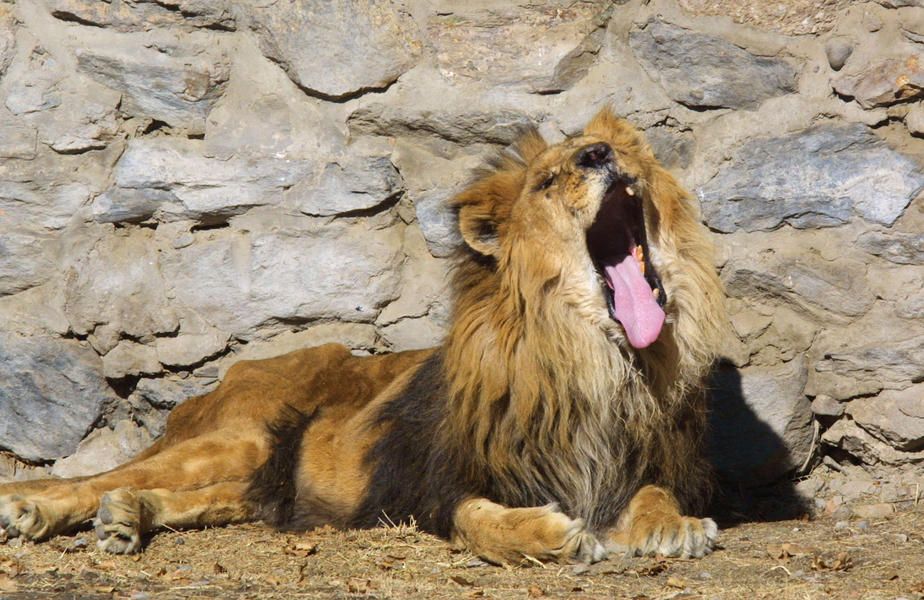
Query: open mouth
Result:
<box><xmin>585</xmin><ymin>177</ymin><xmax>667</xmax><ymax>349</ymax></box>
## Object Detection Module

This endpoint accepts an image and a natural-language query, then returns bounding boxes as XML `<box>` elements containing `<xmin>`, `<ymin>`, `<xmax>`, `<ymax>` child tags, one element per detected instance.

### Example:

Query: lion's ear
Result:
<box><xmin>458</xmin><ymin>204</ymin><xmax>500</xmax><ymax>256</ymax></box>
<box><xmin>453</xmin><ymin>168</ymin><xmax>523</xmax><ymax>257</ymax></box>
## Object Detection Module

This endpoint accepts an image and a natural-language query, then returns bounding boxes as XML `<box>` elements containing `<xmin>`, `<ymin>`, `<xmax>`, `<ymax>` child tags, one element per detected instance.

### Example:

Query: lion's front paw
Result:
<box><xmin>0</xmin><ymin>495</ymin><xmax>52</xmax><ymax>541</ymax></box>
<box><xmin>456</xmin><ymin>500</ymin><xmax>607</xmax><ymax>566</ymax></box>
<box><xmin>615</xmin><ymin>514</ymin><xmax>718</xmax><ymax>559</ymax></box>
<box><xmin>94</xmin><ymin>489</ymin><xmax>143</xmax><ymax>555</ymax></box>
<box><xmin>515</xmin><ymin>505</ymin><xmax>607</xmax><ymax>564</ymax></box>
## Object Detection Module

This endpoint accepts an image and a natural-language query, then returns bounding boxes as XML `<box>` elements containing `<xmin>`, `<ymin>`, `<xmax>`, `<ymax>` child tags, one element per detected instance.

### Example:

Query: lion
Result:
<box><xmin>0</xmin><ymin>107</ymin><xmax>726</xmax><ymax>565</ymax></box>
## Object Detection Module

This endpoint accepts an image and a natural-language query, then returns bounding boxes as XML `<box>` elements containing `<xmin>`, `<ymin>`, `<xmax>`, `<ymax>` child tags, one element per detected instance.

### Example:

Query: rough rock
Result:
<box><xmin>246</xmin><ymin>0</ymin><xmax>421</xmax><ymax>100</ymax></box>
<box><xmin>0</xmin><ymin>121</ymin><xmax>37</xmax><ymax>159</ymax></box>
<box><xmin>428</xmin><ymin>2</ymin><xmax>609</xmax><ymax>92</ymax></box>
<box><xmin>811</xmin><ymin>394</ymin><xmax>845</xmax><ymax>418</ymax></box>
<box><xmin>848</xmin><ymin>384</ymin><xmax>924</xmax><ymax>451</ymax></box>
<box><xmin>376</xmin><ymin>226</ymin><xmax>452</xmax><ymax>327</ymax></box>
<box><xmin>808</xmin><ymin>312</ymin><xmax>924</xmax><ymax>400</ymax></box>
<box><xmin>857</xmin><ymin>230</ymin><xmax>924</xmax><ymax>264</ymax></box>
<box><xmin>95</xmin><ymin>138</ymin><xmax>310</xmax><ymax>224</ymax></box>
<box><xmin>630</xmin><ymin>20</ymin><xmax>797</xmax><ymax>110</ymax></box>
<box><xmin>3</xmin><ymin>39</ymin><xmax>121</xmax><ymax>153</ymax></box>
<box><xmin>132</xmin><ymin>376</ymin><xmax>217</xmax><ymax>410</ymax></box>
<box><xmin>162</xmin><ymin>224</ymin><xmax>403</xmax><ymax>338</ymax></box>
<box><xmin>644</xmin><ymin>125</ymin><xmax>695</xmax><ymax>170</ymax></box>
<box><xmin>0</xmin><ymin>227</ymin><xmax>55</xmax><ymax>296</ymax></box>
<box><xmin>50</xmin><ymin>420</ymin><xmax>152</xmax><ymax>478</ymax></box>
<box><xmin>0</xmin><ymin>285</ymin><xmax>70</xmax><ymax>337</ymax></box>
<box><xmin>0</xmin><ymin>176</ymin><xmax>92</xmax><ymax>232</ymax></box>
<box><xmin>202</xmin><ymin>36</ymin><xmax>346</xmax><ymax>161</ymax></box>
<box><xmin>289</xmin><ymin>140</ymin><xmax>403</xmax><ymax>217</ymax></box>
<box><xmin>350</xmin><ymin>101</ymin><xmax>537</xmax><ymax>146</ymax></box>
<box><xmin>4</xmin><ymin>47</ymin><xmax>62</xmax><ymax>116</ymax></box>
<box><xmin>700</xmin><ymin>124</ymin><xmax>924</xmax><ymax>231</ymax></box>
<box><xmin>155</xmin><ymin>331</ymin><xmax>228</xmax><ymax>368</ymax></box>
<box><xmin>36</xmin><ymin>79</ymin><xmax>120</xmax><ymax>154</ymax></box>
<box><xmin>74</xmin><ymin>30</ymin><xmax>231</xmax><ymax>132</ymax></box>
<box><xmin>380</xmin><ymin>315</ymin><xmax>446</xmax><ymax>351</ymax></box>
<box><xmin>102</xmin><ymin>340</ymin><xmax>161</xmax><ymax>379</ymax></box>
<box><xmin>0</xmin><ymin>5</ymin><xmax>14</xmax><ymax>78</ymax></box>
<box><xmin>906</xmin><ymin>103</ymin><xmax>924</xmax><ymax>135</ymax></box>
<box><xmin>833</xmin><ymin>52</ymin><xmax>924</xmax><ymax>108</ymax></box>
<box><xmin>709</xmin><ymin>358</ymin><xmax>813</xmax><ymax>485</ymax></box>
<box><xmin>822</xmin><ymin>419</ymin><xmax>924</xmax><ymax>465</ymax></box>
<box><xmin>64</xmin><ymin>230</ymin><xmax>178</xmax><ymax>339</ymax></box>
<box><xmin>721</xmin><ymin>248</ymin><xmax>875</xmax><ymax>318</ymax></box>
<box><xmin>877</xmin><ymin>0</ymin><xmax>924</xmax><ymax>7</ymax></box>
<box><xmin>48</xmin><ymin>0</ymin><xmax>236</xmax><ymax>32</ymax></box>
<box><xmin>0</xmin><ymin>334</ymin><xmax>114</xmax><ymax>461</ymax></box>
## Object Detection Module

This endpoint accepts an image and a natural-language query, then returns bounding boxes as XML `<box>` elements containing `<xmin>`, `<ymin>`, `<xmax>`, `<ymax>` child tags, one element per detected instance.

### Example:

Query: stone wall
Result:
<box><xmin>0</xmin><ymin>0</ymin><xmax>922</xmax><ymax>493</ymax></box>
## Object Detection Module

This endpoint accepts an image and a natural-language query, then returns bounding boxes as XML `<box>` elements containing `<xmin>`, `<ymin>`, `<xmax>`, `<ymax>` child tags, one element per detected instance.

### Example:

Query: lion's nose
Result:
<box><xmin>575</xmin><ymin>142</ymin><xmax>613</xmax><ymax>169</ymax></box>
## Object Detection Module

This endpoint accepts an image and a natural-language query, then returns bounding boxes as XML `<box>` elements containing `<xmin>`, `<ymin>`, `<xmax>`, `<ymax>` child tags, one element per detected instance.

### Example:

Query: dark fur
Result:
<box><xmin>245</xmin><ymin>405</ymin><xmax>316</xmax><ymax>527</ymax></box>
<box><xmin>345</xmin><ymin>353</ymin><xmax>475</xmax><ymax>538</ymax></box>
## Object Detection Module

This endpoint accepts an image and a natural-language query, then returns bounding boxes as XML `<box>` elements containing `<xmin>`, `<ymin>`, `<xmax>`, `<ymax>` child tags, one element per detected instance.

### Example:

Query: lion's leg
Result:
<box><xmin>0</xmin><ymin>477</ymin><xmax>90</xmax><ymax>497</ymax></box>
<box><xmin>606</xmin><ymin>485</ymin><xmax>717</xmax><ymax>559</ymax></box>
<box><xmin>94</xmin><ymin>482</ymin><xmax>251</xmax><ymax>554</ymax></box>
<box><xmin>0</xmin><ymin>430</ymin><xmax>264</xmax><ymax>542</ymax></box>
<box><xmin>451</xmin><ymin>497</ymin><xmax>607</xmax><ymax>566</ymax></box>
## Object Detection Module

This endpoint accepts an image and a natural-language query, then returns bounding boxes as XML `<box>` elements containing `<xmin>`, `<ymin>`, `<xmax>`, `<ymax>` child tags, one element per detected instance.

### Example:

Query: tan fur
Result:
<box><xmin>0</xmin><ymin>108</ymin><xmax>725</xmax><ymax>565</ymax></box>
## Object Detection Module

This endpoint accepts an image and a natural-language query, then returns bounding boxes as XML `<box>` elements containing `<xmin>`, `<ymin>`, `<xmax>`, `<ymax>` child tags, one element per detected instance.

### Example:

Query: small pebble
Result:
<box><xmin>697</xmin><ymin>571</ymin><xmax>713</xmax><ymax>580</ymax></box>
<box><xmin>856</xmin><ymin>520</ymin><xmax>870</xmax><ymax>531</ymax></box>
<box><xmin>71</xmin><ymin>538</ymin><xmax>89</xmax><ymax>549</ymax></box>
<box><xmin>834</xmin><ymin>520</ymin><xmax>849</xmax><ymax>530</ymax></box>
<box><xmin>131</xmin><ymin>593</ymin><xmax>151</xmax><ymax>600</ymax></box>
<box><xmin>892</xmin><ymin>533</ymin><xmax>909</xmax><ymax>543</ymax></box>
<box><xmin>175</xmin><ymin>537</ymin><xmax>185</xmax><ymax>545</ymax></box>
<box><xmin>824</xmin><ymin>39</ymin><xmax>853</xmax><ymax>71</ymax></box>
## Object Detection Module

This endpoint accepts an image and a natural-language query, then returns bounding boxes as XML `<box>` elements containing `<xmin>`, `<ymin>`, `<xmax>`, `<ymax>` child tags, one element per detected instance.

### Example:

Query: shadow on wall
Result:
<box><xmin>708</xmin><ymin>360</ymin><xmax>812</xmax><ymax>524</ymax></box>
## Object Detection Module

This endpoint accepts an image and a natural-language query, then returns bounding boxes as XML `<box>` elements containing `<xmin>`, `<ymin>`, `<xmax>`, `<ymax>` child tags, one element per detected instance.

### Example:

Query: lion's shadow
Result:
<box><xmin>707</xmin><ymin>360</ymin><xmax>813</xmax><ymax>526</ymax></box>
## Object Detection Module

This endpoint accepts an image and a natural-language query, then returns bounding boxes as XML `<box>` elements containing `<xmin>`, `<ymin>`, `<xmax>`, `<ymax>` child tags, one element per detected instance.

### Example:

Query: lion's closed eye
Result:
<box><xmin>534</xmin><ymin>173</ymin><xmax>556</xmax><ymax>192</ymax></box>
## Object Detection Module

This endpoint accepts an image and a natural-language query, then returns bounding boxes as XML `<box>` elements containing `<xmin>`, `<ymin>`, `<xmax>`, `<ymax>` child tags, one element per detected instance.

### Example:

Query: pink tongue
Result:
<box><xmin>603</xmin><ymin>254</ymin><xmax>665</xmax><ymax>349</ymax></box>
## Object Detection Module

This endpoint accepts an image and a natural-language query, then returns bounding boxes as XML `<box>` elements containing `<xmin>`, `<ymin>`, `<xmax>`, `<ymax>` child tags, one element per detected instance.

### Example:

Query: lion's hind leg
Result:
<box><xmin>94</xmin><ymin>482</ymin><xmax>251</xmax><ymax>554</ymax></box>
<box><xmin>451</xmin><ymin>498</ymin><xmax>607</xmax><ymax>566</ymax></box>
<box><xmin>0</xmin><ymin>429</ymin><xmax>265</xmax><ymax>544</ymax></box>
<box><xmin>607</xmin><ymin>485</ymin><xmax>718</xmax><ymax>559</ymax></box>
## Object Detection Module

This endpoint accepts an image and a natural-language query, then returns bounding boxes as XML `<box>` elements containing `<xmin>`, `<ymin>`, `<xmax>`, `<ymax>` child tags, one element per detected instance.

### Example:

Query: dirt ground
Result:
<box><xmin>0</xmin><ymin>504</ymin><xmax>920</xmax><ymax>600</ymax></box>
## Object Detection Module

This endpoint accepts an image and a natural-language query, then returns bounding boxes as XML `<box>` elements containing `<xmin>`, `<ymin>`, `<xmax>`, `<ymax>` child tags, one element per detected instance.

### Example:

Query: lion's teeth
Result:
<box><xmin>653</xmin><ymin>288</ymin><xmax>660</xmax><ymax>299</ymax></box>
<box><xmin>625</xmin><ymin>186</ymin><xmax>635</xmax><ymax>197</ymax></box>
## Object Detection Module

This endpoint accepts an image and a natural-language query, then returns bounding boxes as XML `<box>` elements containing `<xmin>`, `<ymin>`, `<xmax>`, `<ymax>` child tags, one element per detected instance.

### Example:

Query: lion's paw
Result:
<box><xmin>94</xmin><ymin>489</ymin><xmax>143</xmax><ymax>555</ymax></box>
<box><xmin>0</xmin><ymin>495</ymin><xmax>52</xmax><ymax>541</ymax></box>
<box><xmin>616</xmin><ymin>514</ymin><xmax>718</xmax><ymax>559</ymax></box>
<box><xmin>491</xmin><ymin>503</ymin><xmax>607</xmax><ymax>565</ymax></box>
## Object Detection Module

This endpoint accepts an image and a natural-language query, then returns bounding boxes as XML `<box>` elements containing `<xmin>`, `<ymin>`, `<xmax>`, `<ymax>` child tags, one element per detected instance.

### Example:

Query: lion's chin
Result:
<box><xmin>586</xmin><ymin>180</ymin><xmax>667</xmax><ymax>349</ymax></box>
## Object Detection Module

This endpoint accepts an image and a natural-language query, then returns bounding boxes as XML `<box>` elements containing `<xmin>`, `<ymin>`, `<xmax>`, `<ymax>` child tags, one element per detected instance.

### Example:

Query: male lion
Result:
<box><xmin>0</xmin><ymin>107</ymin><xmax>726</xmax><ymax>565</ymax></box>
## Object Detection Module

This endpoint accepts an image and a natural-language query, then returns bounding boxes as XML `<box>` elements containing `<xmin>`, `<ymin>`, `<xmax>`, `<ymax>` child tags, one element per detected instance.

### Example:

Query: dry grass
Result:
<box><xmin>0</xmin><ymin>505</ymin><xmax>922</xmax><ymax>599</ymax></box>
